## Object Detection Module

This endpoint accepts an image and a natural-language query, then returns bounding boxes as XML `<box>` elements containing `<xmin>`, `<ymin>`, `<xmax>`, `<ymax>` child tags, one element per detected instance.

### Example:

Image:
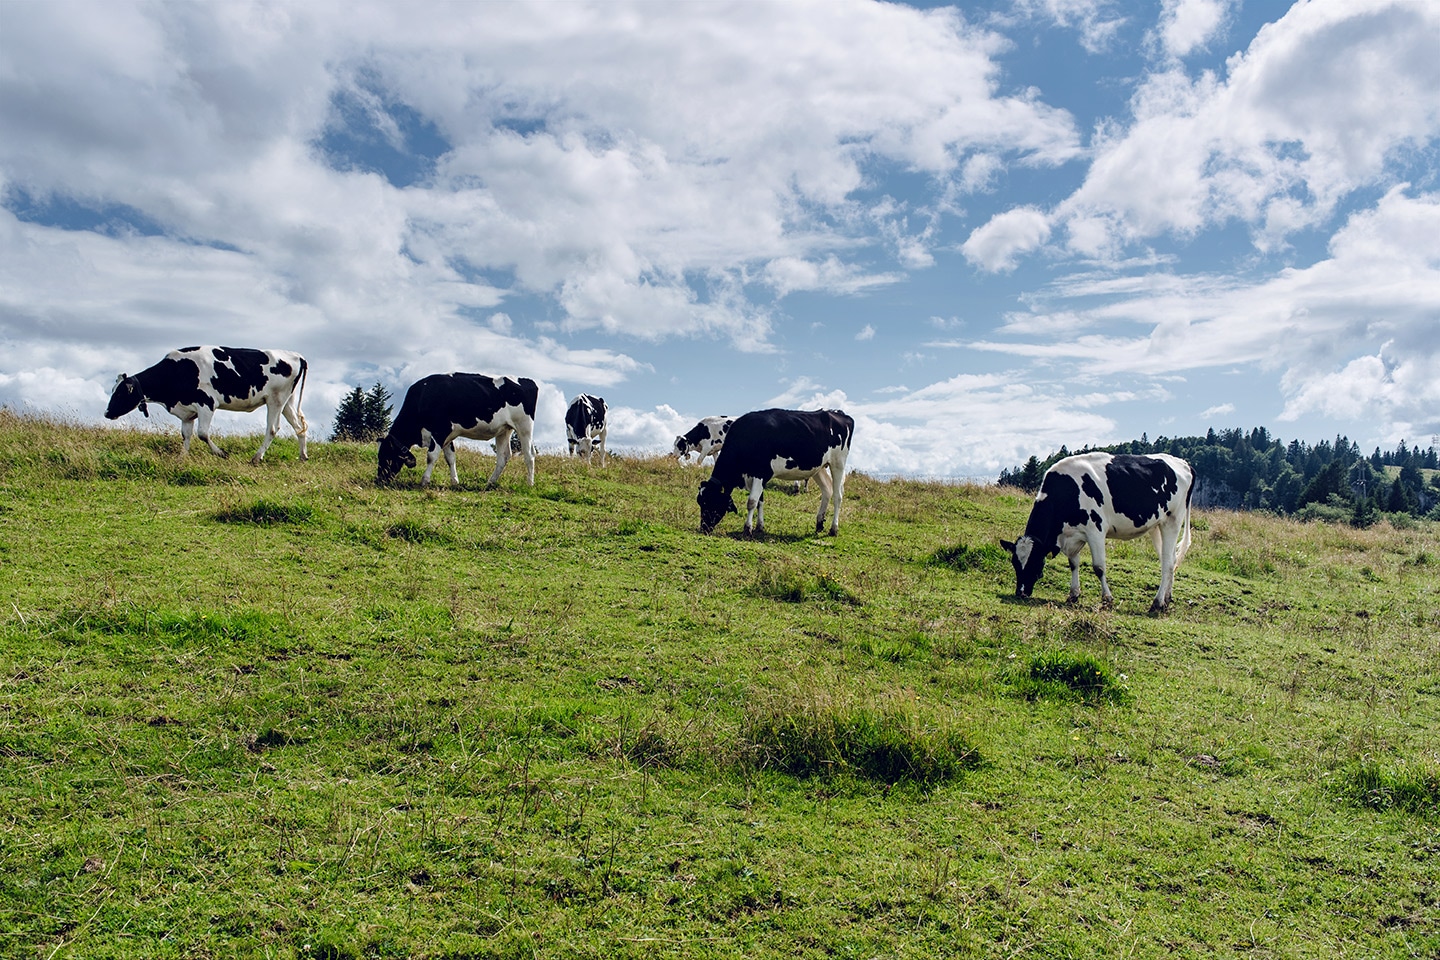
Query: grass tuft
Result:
<box><xmin>1013</xmin><ymin>651</ymin><xmax>1131</xmax><ymax>705</ymax></box>
<box><xmin>927</xmin><ymin>541</ymin><xmax>1008</xmax><ymax>572</ymax></box>
<box><xmin>739</xmin><ymin>691</ymin><xmax>982</xmax><ymax>785</ymax></box>
<box><xmin>1335</xmin><ymin>761</ymin><xmax>1440</xmax><ymax>816</ymax></box>
<box><xmin>750</xmin><ymin>562</ymin><xmax>861</xmax><ymax>605</ymax></box>
<box><xmin>213</xmin><ymin>498</ymin><xmax>316</xmax><ymax>525</ymax></box>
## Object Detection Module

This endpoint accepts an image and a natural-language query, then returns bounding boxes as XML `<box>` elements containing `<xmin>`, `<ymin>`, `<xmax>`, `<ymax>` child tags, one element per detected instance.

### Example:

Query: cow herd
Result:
<box><xmin>104</xmin><ymin>345</ymin><xmax>1196</xmax><ymax>610</ymax></box>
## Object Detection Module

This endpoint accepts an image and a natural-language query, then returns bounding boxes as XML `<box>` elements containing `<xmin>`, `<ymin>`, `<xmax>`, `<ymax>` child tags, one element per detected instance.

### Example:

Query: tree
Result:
<box><xmin>1018</xmin><ymin>455</ymin><xmax>1044</xmax><ymax>492</ymax></box>
<box><xmin>331</xmin><ymin>381</ymin><xmax>393</xmax><ymax>442</ymax></box>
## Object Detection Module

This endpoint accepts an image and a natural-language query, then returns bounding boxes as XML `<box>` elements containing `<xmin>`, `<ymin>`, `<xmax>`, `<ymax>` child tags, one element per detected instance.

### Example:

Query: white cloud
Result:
<box><xmin>962</xmin><ymin>206</ymin><xmax>1052</xmax><ymax>272</ymax></box>
<box><xmin>1056</xmin><ymin>0</ymin><xmax>1440</xmax><ymax>255</ymax></box>
<box><xmin>0</xmin><ymin>0</ymin><xmax>1083</xmax><ymax>420</ymax></box>
<box><xmin>1200</xmin><ymin>402</ymin><xmax>1235</xmax><ymax>419</ymax></box>
<box><xmin>855</xmin><ymin>324</ymin><xmax>876</xmax><ymax>342</ymax></box>
<box><xmin>966</xmin><ymin>188</ymin><xmax>1440</xmax><ymax>436</ymax></box>
<box><xmin>1009</xmin><ymin>0</ymin><xmax>1127</xmax><ymax>53</ymax></box>
<box><xmin>1156</xmin><ymin>0</ymin><xmax>1231</xmax><ymax>59</ymax></box>
<box><xmin>767</xmin><ymin>372</ymin><xmax>1122</xmax><ymax>478</ymax></box>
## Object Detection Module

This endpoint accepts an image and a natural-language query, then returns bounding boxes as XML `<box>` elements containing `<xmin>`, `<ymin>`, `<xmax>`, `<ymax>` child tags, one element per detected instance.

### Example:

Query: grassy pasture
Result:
<box><xmin>1</xmin><ymin>410</ymin><xmax>1437</xmax><ymax>959</ymax></box>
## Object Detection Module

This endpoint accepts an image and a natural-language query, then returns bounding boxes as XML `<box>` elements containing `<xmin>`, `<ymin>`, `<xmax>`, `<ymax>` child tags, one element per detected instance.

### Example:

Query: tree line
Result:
<box><xmin>999</xmin><ymin>427</ymin><xmax>1440</xmax><ymax>526</ymax></box>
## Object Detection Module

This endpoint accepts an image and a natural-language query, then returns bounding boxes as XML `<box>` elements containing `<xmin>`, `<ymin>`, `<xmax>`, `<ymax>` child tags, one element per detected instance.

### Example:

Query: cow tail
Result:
<box><xmin>1175</xmin><ymin>476</ymin><xmax>1194</xmax><ymax>566</ymax></box>
<box><xmin>296</xmin><ymin>357</ymin><xmax>308</xmax><ymax>411</ymax></box>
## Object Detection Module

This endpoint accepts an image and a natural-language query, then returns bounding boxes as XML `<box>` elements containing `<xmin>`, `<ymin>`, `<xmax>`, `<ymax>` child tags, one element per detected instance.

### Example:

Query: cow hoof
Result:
<box><xmin>250</xmin><ymin>454</ymin><xmax>264</xmax><ymax>465</ymax></box>
<box><xmin>1066</xmin><ymin>594</ymin><xmax>1081</xmax><ymax>605</ymax></box>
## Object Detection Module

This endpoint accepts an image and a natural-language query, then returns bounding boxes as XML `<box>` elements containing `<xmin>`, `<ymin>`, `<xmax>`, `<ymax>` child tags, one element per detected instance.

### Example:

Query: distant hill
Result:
<box><xmin>999</xmin><ymin>427</ymin><xmax>1440</xmax><ymax>524</ymax></box>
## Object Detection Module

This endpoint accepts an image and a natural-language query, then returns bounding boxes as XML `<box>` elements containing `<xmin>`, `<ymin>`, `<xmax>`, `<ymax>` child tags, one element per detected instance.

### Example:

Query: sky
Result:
<box><xmin>2</xmin><ymin>0</ymin><xmax>1438</xmax><ymax>480</ymax></box>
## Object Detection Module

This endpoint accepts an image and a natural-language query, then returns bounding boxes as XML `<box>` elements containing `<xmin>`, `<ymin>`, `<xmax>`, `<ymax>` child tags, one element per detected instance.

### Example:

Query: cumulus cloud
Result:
<box><xmin>855</xmin><ymin>324</ymin><xmax>876</xmax><ymax>342</ymax></box>
<box><xmin>962</xmin><ymin>206</ymin><xmax>1052</xmax><ymax>271</ymax></box>
<box><xmin>1056</xmin><ymin>0</ymin><xmax>1440</xmax><ymax>255</ymax></box>
<box><xmin>967</xmin><ymin>188</ymin><xmax>1440</xmax><ymax>437</ymax></box>
<box><xmin>1156</xmin><ymin>0</ymin><xmax>1231</xmax><ymax>59</ymax></box>
<box><xmin>0</xmin><ymin>0</ymin><xmax>1086</xmax><ymax>433</ymax></box>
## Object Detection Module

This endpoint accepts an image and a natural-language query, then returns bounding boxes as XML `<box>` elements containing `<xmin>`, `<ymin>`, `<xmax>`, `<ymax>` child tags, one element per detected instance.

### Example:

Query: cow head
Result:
<box><xmin>1000</xmin><ymin>536</ymin><xmax>1049</xmax><ymax>599</ymax></box>
<box><xmin>674</xmin><ymin>435</ymin><xmax>691</xmax><ymax>457</ymax></box>
<box><xmin>696</xmin><ymin>479</ymin><xmax>738</xmax><ymax>533</ymax></box>
<box><xmin>105</xmin><ymin>374</ymin><xmax>148</xmax><ymax>419</ymax></box>
<box><xmin>376</xmin><ymin>435</ymin><xmax>416</xmax><ymax>484</ymax></box>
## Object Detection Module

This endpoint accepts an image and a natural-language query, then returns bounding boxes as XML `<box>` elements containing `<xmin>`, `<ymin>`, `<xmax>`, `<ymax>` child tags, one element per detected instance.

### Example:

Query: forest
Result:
<box><xmin>999</xmin><ymin>427</ymin><xmax>1440</xmax><ymax>525</ymax></box>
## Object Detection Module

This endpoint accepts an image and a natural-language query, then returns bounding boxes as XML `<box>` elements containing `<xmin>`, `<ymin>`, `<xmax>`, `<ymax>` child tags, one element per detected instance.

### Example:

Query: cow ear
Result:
<box><xmin>999</xmin><ymin>538</ymin><xmax>1015</xmax><ymax>554</ymax></box>
<box><xmin>138</xmin><ymin>401</ymin><xmax>149</xmax><ymax>418</ymax></box>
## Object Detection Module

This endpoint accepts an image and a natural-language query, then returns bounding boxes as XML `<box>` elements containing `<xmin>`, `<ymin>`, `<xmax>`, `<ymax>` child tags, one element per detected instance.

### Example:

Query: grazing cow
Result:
<box><xmin>1001</xmin><ymin>452</ymin><xmax>1194</xmax><ymax>612</ymax></box>
<box><xmin>377</xmin><ymin>373</ymin><xmax>537</xmax><ymax>487</ymax></box>
<box><xmin>565</xmin><ymin>394</ymin><xmax>608</xmax><ymax>465</ymax></box>
<box><xmin>104</xmin><ymin>346</ymin><xmax>308</xmax><ymax>464</ymax></box>
<box><xmin>696</xmin><ymin>408</ymin><xmax>854</xmax><ymax>536</ymax></box>
<box><xmin>675</xmin><ymin>416</ymin><xmax>733</xmax><ymax>465</ymax></box>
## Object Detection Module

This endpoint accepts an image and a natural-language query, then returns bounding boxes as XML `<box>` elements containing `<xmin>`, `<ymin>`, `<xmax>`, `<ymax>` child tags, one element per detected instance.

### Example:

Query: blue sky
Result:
<box><xmin>2</xmin><ymin>0</ymin><xmax>1438</xmax><ymax>478</ymax></box>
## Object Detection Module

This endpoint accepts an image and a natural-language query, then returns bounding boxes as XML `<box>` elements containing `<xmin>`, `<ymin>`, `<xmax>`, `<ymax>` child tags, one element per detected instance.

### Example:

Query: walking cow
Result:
<box><xmin>696</xmin><ymin>408</ymin><xmax>853</xmax><ymax>536</ymax></box>
<box><xmin>105</xmin><ymin>346</ymin><xmax>308</xmax><ymax>463</ymax></box>
<box><xmin>377</xmin><ymin>373</ymin><xmax>538</xmax><ymax>487</ymax></box>
<box><xmin>565</xmin><ymin>394</ymin><xmax>608</xmax><ymax>465</ymax></box>
<box><xmin>1001</xmin><ymin>452</ymin><xmax>1194</xmax><ymax>612</ymax></box>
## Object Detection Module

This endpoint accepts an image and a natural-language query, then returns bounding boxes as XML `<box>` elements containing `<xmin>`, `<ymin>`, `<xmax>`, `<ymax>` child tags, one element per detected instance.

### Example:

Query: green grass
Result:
<box><xmin>2</xmin><ymin>410</ymin><xmax>1438</xmax><ymax>958</ymax></box>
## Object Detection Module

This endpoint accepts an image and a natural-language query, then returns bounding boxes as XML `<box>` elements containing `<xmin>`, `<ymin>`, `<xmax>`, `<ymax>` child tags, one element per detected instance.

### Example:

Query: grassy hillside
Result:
<box><xmin>1</xmin><ymin>410</ymin><xmax>1437</xmax><ymax>959</ymax></box>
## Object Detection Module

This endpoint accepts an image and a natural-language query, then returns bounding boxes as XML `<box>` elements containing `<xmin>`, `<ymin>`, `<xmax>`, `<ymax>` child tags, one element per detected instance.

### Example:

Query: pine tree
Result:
<box><xmin>331</xmin><ymin>382</ymin><xmax>393</xmax><ymax>442</ymax></box>
<box><xmin>361</xmin><ymin>382</ymin><xmax>393</xmax><ymax>439</ymax></box>
<box><xmin>1018</xmin><ymin>455</ymin><xmax>1044</xmax><ymax>492</ymax></box>
<box><xmin>330</xmin><ymin>386</ymin><xmax>368</xmax><ymax>441</ymax></box>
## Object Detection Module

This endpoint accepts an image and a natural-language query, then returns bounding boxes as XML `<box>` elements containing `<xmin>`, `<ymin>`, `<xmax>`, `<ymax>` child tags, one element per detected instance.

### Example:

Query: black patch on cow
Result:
<box><xmin>1104</xmin><ymin>455</ymin><xmax>1177</xmax><ymax>528</ymax></box>
<box><xmin>1081</xmin><ymin>473</ymin><xmax>1105</xmax><ymax>506</ymax></box>
<box><xmin>1023</xmin><ymin>472</ymin><xmax>1089</xmax><ymax>547</ymax></box>
<box><xmin>179</xmin><ymin>346</ymin><xmax>200</xmax><ymax>352</ymax></box>
<box><xmin>208</xmin><ymin>347</ymin><xmax>270</xmax><ymax>403</ymax></box>
<box><xmin>269</xmin><ymin>359</ymin><xmax>293</xmax><ymax>378</ymax></box>
<box><xmin>566</xmin><ymin>395</ymin><xmax>607</xmax><ymax>438</ymax></box>
<box><xmin>113</xmin><ymin>357</ymin><xmax>214</xmax><ymax>415</ymax></box>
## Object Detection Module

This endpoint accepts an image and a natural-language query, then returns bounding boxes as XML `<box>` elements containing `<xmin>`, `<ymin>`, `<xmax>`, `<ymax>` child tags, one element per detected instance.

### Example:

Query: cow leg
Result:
<box><xmin>487</xmin><ymin>427</ymin><xmax>513</xmax><ymax>488</ymax></box>
<box><xmin>1089</xmin><ymin>535</ymin><xmax>1113</xmax><ymax>605</ymax></box>
<box><xmin>1152</xmin><ymin>524</ymin><xmax>1178</xmax><ymax>612</ymax></box>
<box><xmin>252</xmin><ymin>400</ymin><xmax>282</xmax><ymax>464</ymax></box>
<box><xmin>516</xmin><ymin>421</ymin><xmax>536</xmax><ymax>486</ymax></box>
<box><xmin>829</xmin><ymin>456</ymin><xmax>847</xmax><ymax>536</ymax></box>
<box><xmin>812</xmin><ymin>468</ymin><xmax>833</xmax><ymax>534</ymax></box>
<box><xmin>596</xmin><ymin>427</ymin><xmax>607</xmax><ymax>467</ymax></box>
<box><xmin>1067</xmin><ymin>550</ymin><xmax>1084</xmax><ymax>603</ymax></box>
<box><xmin>196</xmin><ymin>407</ymin><xmax>227</xmax><ymax>458</ymax></box>
<box><xmin>444</xmin><ymin>443</ymin><xmax>461</xmax><ymax>485</ymax></box>
<box><xmin>744</xmin><ymin>477</ymin><xmax>764</xmax><ymax>535</ymax></box>
<box><xmin>421</xmin><ymin>439</ymin><xmax>443</xmax><ymax>486</ymax></box>
<box><xmin>281</xmin><ymin>396</ymin><xmax>309</xmax><ymax>461</ymax></box>
<box><xmin>179</xmin><ymin>416</ymin><xmax>196</xmax><ymax>456</ymax></box>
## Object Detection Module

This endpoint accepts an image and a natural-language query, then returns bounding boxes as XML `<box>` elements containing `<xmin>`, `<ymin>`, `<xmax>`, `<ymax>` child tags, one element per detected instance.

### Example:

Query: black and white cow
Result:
<box><xmin>565</xmin><ymin>394</ymin><xmax>608</xmax><ymax>465</ymax></box>
<box><xmin>105</xmin><ymin>346</ymin><xmax>308</xmax><ymax>464</ymax></box>
<box><xmin>696</xmin><ymin>408</ymin><xmax>854</xmax><ymax>536</ymax></box>
<box><xmin>377</xmin><ymin>373</ymin><xmax>538</xmax><ymax>487</ymax></box>
<box><xmin>1001</xmin><ymin>452</ymin><xmax>1194</xmax><ymax>612</ymax></box>
<box><xmin>674</xmin><ymin>416</ymin><xmax>733</xmax><ymax>465</ymax></box>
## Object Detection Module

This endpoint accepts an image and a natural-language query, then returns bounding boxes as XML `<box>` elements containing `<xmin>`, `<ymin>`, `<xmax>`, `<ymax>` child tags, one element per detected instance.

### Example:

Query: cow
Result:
<box><xmin>674</xmin><ymin>416</ymin><xmax>733</xmax><ymax>465</ymax></box>
<box><xmin>696</xmin><ymin>408</ymin><xmax>854</xmax><ymax>536</ymax></box>
<box><xmin>104</xmin><ymin>346</ymin><xmax>308</xmax><ymax>464</ymax></box>
<box><xmin>377</xmin><ymin>373</ymin><xmax>538</xmax><ymax>487</ymax></box>
<box><xmin>565</xmin><ymin>394</ymin><xmax>608</xmax><ymax>465</ymax></box>
<box><xmin>1000</xmin><ymin>452</ymin><xmax>1194</xmax><ymax>612</ymax></box>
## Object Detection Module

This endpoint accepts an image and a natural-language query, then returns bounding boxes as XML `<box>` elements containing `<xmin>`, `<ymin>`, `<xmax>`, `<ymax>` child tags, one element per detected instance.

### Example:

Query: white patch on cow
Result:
<box><xmin>1014</xmin><ymin>536</ymin><xmax>1034</xmax><ymax>568</ymax></box>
